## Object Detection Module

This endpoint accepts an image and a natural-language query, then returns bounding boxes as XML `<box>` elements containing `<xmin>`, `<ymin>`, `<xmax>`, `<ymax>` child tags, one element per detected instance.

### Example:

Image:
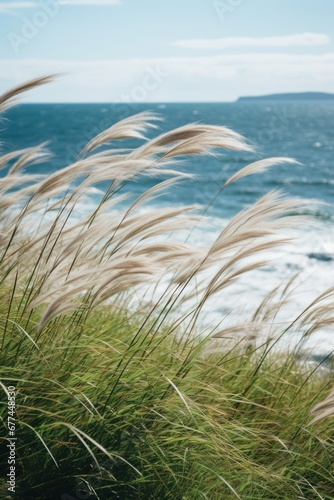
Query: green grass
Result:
<box><xmin>1</xmin><ymin>289</ymin><xmax>333</xmax><ymax>499</ymax></box>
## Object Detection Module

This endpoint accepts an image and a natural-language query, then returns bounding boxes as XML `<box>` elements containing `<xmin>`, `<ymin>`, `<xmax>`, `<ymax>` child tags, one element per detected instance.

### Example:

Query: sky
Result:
<box><xmin>0</xmin><ymin>0</ymin><xmax>333</xmax><ymax>102</ymax></box>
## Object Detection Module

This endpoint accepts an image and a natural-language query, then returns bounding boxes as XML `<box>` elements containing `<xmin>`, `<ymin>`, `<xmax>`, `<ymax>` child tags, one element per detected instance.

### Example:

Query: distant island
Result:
<box><xmin>237</xmin><ymin>92</ymin><xmax>334</xmax><ymax>102</ymax></box>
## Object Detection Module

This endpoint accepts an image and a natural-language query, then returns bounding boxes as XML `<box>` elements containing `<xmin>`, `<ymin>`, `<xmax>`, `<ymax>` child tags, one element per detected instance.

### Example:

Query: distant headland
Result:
<box><xmin>237</xmin><ymin>92</ymin><xmax>334</xmax><ymax>102</ymax></box>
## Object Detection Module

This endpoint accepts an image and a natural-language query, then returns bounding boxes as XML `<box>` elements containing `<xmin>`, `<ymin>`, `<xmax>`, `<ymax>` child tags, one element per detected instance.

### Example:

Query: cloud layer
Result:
<box><xmin>1</xmin><ymin>52</ymin><xmax>333</xmax><ymax>102</ymax></box>
<box><xmin>0</xmin><ymin>0</ymin><xmax>121</xmax><ymax>12</ymax></box>
<box><xmin>171</xmin><ymin>33</ymin><xmax>330</xmax><ymax>50</ymax></box>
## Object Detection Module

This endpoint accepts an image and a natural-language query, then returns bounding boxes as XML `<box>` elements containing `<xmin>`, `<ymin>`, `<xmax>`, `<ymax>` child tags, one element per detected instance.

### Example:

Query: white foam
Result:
<box><xmin>125</xmin><ymin>205</ymin><xmax>334</xmax><ymax>353</ymax></box>
<box><xmin>10</xmin><ymin>194</ymin><xmax>334</xmax><ymax>354</ymax></box>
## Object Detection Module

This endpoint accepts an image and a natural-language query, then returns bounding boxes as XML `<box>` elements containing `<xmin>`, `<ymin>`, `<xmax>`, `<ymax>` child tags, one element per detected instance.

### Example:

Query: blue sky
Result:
<box><xmin>0</xmin><ymin>0</ymin><xmax>333</xmax><ymax>102</ymax></box>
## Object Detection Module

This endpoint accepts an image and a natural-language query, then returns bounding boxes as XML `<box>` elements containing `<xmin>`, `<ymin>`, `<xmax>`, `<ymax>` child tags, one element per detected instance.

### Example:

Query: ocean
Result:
<box><xmin>2</xmin><ymin>102</ymin><xmax>334</xmax><ymax>353</ymax></box>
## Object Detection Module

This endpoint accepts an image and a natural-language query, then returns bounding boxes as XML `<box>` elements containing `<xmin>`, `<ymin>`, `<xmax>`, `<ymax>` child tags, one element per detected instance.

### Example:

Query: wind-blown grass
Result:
<box><xmin>0</xmin><ymin>77</ymin><xmax>333</xmax><ymax>499</ymax></box>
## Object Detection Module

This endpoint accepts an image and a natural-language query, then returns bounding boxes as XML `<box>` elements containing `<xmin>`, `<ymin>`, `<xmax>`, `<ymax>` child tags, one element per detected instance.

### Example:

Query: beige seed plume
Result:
<box><xmin>78</xmin><ymin>112</ymin><xmax>161</xmax><ymax>159</ymax></box>
<box><xmin>9</xmin><ymin>143</ymin><xmax>51</xmax><ymax>175</ymax></box>
<box><xmin>0</xmin><ymin>75</ymin><xmax>57</xmax><ymax>114</ymax></box>
<box><xmin>309</xmin><ymin>389</ymin><xmax>334</xmax><ymax>425</ymax></box>
<box><xmin>223</xmin><ymin>157</ymin><xmax>299</xmax><ymax>188</ymax></box>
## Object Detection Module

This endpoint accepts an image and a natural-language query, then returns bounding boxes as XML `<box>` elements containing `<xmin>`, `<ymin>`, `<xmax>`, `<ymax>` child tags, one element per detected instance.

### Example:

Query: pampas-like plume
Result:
<box><xmin>309</xmin><ymin>389</ymin><xmax>334</xmax><ymax>425</ymax></box>
<box><xmin>0</xmin><ymin>76</ymin><xmax>311</xmax><ymax>333</ymax></box>
<box><xmin>223</xmin><ymin>157</ymin><xmax>299</xmax><ymax>188</ymax></box>
<box><xmin>78</xmin><ymin>112</ymin><xmax>161</xmax><ymax>159</ymax></box>
<box><xmin>0</xmin><ymin>75</ymin><xmax>57</xmax><ymax>114</ymax></box>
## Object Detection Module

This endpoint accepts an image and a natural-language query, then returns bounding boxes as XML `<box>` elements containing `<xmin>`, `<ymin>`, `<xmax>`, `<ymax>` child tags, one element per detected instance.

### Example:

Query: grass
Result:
<box><xmin>0</xmin><ymin>76</ymin><xmax>334</xmax><ymax>499</ymax></box>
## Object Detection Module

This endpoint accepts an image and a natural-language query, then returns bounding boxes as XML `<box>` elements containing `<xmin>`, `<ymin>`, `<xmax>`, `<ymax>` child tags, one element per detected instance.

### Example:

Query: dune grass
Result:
<box><xmin>0</xmin><ymin>77</ymin><xmax>334</xmax><ymax>499</ymax></box>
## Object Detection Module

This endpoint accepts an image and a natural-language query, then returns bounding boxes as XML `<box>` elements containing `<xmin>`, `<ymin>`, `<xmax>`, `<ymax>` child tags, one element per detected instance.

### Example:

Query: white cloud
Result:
<box><xmin>171</xmin><ymin>33</ymin><xmax>331</xmax><ymax>50</ymax></box>
<box><xmin>0</xmin><ymin>0</ymin><xmax>121</xmax><ymax>12</ymax></box>
<box><xmin>0</xmin><ymin>1</ymin><xmax>36</xmax><ymax>12</ymax></box>
<box><xmin>1</xmin><ymin>52</ymin><xmax>334</xmax><ymax>102</ymax></box>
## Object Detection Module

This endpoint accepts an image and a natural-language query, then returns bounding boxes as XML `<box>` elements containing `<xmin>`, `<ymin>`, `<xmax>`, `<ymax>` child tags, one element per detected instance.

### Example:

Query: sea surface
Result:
<box><xmin>1</xmin><ymin>102</ymin><xmax>334</xmax><ymax>353</ymax></box>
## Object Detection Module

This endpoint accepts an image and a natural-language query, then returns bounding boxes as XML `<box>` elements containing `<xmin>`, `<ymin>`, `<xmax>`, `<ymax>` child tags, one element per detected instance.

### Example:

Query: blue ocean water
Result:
<box><xmin>1</xmin><ymin>102</ymin><xmax>334</xmax><ymax>351</ymax></box>
<box><xmin>2</xmin><ymin>102</ymin><xmax>334</xmax><ymax>218</ymax></box>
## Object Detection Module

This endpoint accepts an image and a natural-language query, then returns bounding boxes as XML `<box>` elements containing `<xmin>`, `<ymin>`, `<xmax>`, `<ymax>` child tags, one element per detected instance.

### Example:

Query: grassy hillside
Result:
<box><xmin>0</xmin><ymin>77</ymin><xmax>333</xmax><ymax>499</ymax></box>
